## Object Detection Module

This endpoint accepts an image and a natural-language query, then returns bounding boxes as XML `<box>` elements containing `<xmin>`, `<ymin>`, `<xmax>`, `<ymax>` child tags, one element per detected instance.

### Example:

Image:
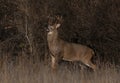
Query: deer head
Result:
<box><xmin>47</xmin><ymin>15</ymin><xmax>63</xmax><ymax>32</ymax></box>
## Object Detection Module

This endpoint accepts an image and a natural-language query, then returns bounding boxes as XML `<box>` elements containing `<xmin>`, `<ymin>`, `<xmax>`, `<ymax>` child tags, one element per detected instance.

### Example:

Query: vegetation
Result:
<box><xmin>0</xmin><ymin>55</ymin><xmax>119</xmax><ymax>83</ymax></box>
<box><xmin>0</xmin><ymin>0</ymin><xmax>119</xmax><ymax>83</ymax></box>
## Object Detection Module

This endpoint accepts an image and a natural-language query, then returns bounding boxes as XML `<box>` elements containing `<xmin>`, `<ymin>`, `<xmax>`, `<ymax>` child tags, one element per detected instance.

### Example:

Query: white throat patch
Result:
<box><xmin>48</xmin><ymin>31</ymin><xmax>53</xmax><ymax>35</ymax></box>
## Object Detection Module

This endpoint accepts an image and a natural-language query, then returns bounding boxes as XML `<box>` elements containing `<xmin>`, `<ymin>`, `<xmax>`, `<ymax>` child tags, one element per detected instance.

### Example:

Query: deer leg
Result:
<box><xmin>87</xmin><ymin>61</ymin><xmax>96</xmax><ymax>71</ymax></box>
<box><xmin>51</xmin><ymin>56</ymin><xmax>58</xmax><ymax>71</ymax></box>
<box><xmin>82</xmin><ymin>53</ymin><xmax>96</xmax><ymax>71</ymax></box>
<box><xmin>84</xmin><ymin>61</ymin><xmax>96</xmax><ymax>71</ymax></box>
<box><xmin>81</xmin><ymin>59</ymin><xmax>96</xmax><ymax>71</ymax></box>
<box><xmin>79</xmin><ymin>63</ymin><xmax>86</xmax><ymax>71</ymax></box>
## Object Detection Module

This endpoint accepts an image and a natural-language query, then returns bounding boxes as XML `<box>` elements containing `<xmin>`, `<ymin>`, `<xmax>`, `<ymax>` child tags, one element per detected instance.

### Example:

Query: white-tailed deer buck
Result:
<box><xmin>47</xmin><ymin>15</ymin><xmax>96</xmax><ymax>71</ymax></box>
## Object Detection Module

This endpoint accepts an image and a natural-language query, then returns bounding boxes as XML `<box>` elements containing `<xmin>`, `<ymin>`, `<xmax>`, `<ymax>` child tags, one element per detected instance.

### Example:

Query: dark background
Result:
<box><xmin>0</xmin><ymin>0</ymin><xmax>119</xmax><ymax>65</ymax></box>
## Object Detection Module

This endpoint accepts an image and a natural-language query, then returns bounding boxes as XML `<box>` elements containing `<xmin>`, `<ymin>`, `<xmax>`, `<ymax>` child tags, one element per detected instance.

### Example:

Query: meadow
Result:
<box><xmin>0</xmin><ymin>55</ymin><xmax>119</xmax><ymax>83</ymax></box>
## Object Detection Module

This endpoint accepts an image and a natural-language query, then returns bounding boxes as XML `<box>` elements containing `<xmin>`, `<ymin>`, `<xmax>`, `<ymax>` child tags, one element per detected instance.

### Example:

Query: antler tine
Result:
<box><xmin>48</xmin><ymin>16</ymin><xmax>53</xmax><ymax>25</ymax></box>
<box><xmin>55</xmin><ymin>15</ymin><xmax>63</xmax><ymax>24</ymax></box>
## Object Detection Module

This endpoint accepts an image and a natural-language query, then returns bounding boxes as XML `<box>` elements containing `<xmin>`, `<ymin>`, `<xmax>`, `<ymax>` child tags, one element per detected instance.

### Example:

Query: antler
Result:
<box><xmin>48</xmin><ymin>16</ymin><xmax>53</xmax><ymax>25</ymax></box>
<box><xmin>55</xmin><ymin>15</ymin><xmax>63</xmax><ymax>24</ymax></box>
<box><xmin>48</xmin><ymin>15</ymin><xmax>63</xmax><ymax>26</ymax></box>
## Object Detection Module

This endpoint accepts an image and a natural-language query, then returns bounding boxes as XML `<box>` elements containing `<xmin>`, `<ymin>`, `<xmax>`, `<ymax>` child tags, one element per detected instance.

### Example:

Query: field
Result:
<box><xmin>0</xmin><ymin>55</ymin><xmax>119</xmax><ymax>83</ymax></box>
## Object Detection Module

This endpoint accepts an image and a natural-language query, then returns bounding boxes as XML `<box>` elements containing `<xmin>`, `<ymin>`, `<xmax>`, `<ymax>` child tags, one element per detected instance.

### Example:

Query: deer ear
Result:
<box><xmin>56</xmin><ymin>24</ymin><xmax>61</xmax><ymax>28</ymax></box>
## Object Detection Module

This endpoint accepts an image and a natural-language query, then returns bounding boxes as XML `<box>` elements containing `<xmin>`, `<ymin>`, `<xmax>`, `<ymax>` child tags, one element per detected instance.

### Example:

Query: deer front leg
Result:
<box><xmin>51</xmin><ymin>56</ymin><xmax>58</xmax><ymax>71</ymax></box>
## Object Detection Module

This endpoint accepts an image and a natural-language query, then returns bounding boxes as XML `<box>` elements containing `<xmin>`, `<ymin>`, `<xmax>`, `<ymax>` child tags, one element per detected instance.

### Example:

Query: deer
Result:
<box><xmin>47</xmin><ymin>15</ymin><xmax>96</xmax><ymax>72</ymax></box>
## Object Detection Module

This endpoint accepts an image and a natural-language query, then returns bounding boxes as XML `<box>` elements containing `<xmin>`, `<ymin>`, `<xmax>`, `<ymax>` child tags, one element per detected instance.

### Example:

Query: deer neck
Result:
<box><xmin>47</xmin><ymin>30</ymin><xmax>60</xmax><ymax>45</ymax></box>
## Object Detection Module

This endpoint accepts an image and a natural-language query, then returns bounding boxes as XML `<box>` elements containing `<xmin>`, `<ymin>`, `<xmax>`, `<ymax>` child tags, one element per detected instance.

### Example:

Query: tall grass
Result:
<box><xmin>0</xmin><ymin>54</ymin><xmax>119</xmax><ymax>83</ymax></box>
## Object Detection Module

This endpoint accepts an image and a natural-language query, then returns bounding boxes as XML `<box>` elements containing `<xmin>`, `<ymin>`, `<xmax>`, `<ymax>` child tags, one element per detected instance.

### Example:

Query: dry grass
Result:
<box><xmin>0</xmin><ymin>55</ymin><xmax>119</xmax><ymax>83</ymax></box>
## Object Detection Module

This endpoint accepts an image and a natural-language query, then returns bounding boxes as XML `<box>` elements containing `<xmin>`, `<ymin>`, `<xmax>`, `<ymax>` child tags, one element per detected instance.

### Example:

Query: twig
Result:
<box><xmin>25</xmin><ymin>16</ymin><xmax>33</xmax><ymax>53</ymax></box>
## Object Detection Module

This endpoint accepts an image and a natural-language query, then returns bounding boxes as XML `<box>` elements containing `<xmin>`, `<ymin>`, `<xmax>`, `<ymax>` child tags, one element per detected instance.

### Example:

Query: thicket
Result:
<box><xmin>0</xmin><ymin>0</ymin><xmax>120</xmax><ymax>64</ymax></box>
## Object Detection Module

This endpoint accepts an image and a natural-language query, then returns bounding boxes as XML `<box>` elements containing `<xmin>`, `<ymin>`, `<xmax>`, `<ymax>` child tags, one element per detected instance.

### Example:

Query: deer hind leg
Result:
<box><xmin>83</xmin><ymin>52</ymin><xmax>96</xmax><ymax>71</ymax></box>
<box><xmin>86</xmin><ymin>61</ymin><xmax>96</xmax><ymax>71</ymax></box>
<box><xmin>81</xmin><ymin>59</ymin><xmax>96</xmax><ymax>71</ymax></box>
<box><xmin>79</xmin><ymin>63</ymin><xmax>86</xmax><ymax>71</ymax></box>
